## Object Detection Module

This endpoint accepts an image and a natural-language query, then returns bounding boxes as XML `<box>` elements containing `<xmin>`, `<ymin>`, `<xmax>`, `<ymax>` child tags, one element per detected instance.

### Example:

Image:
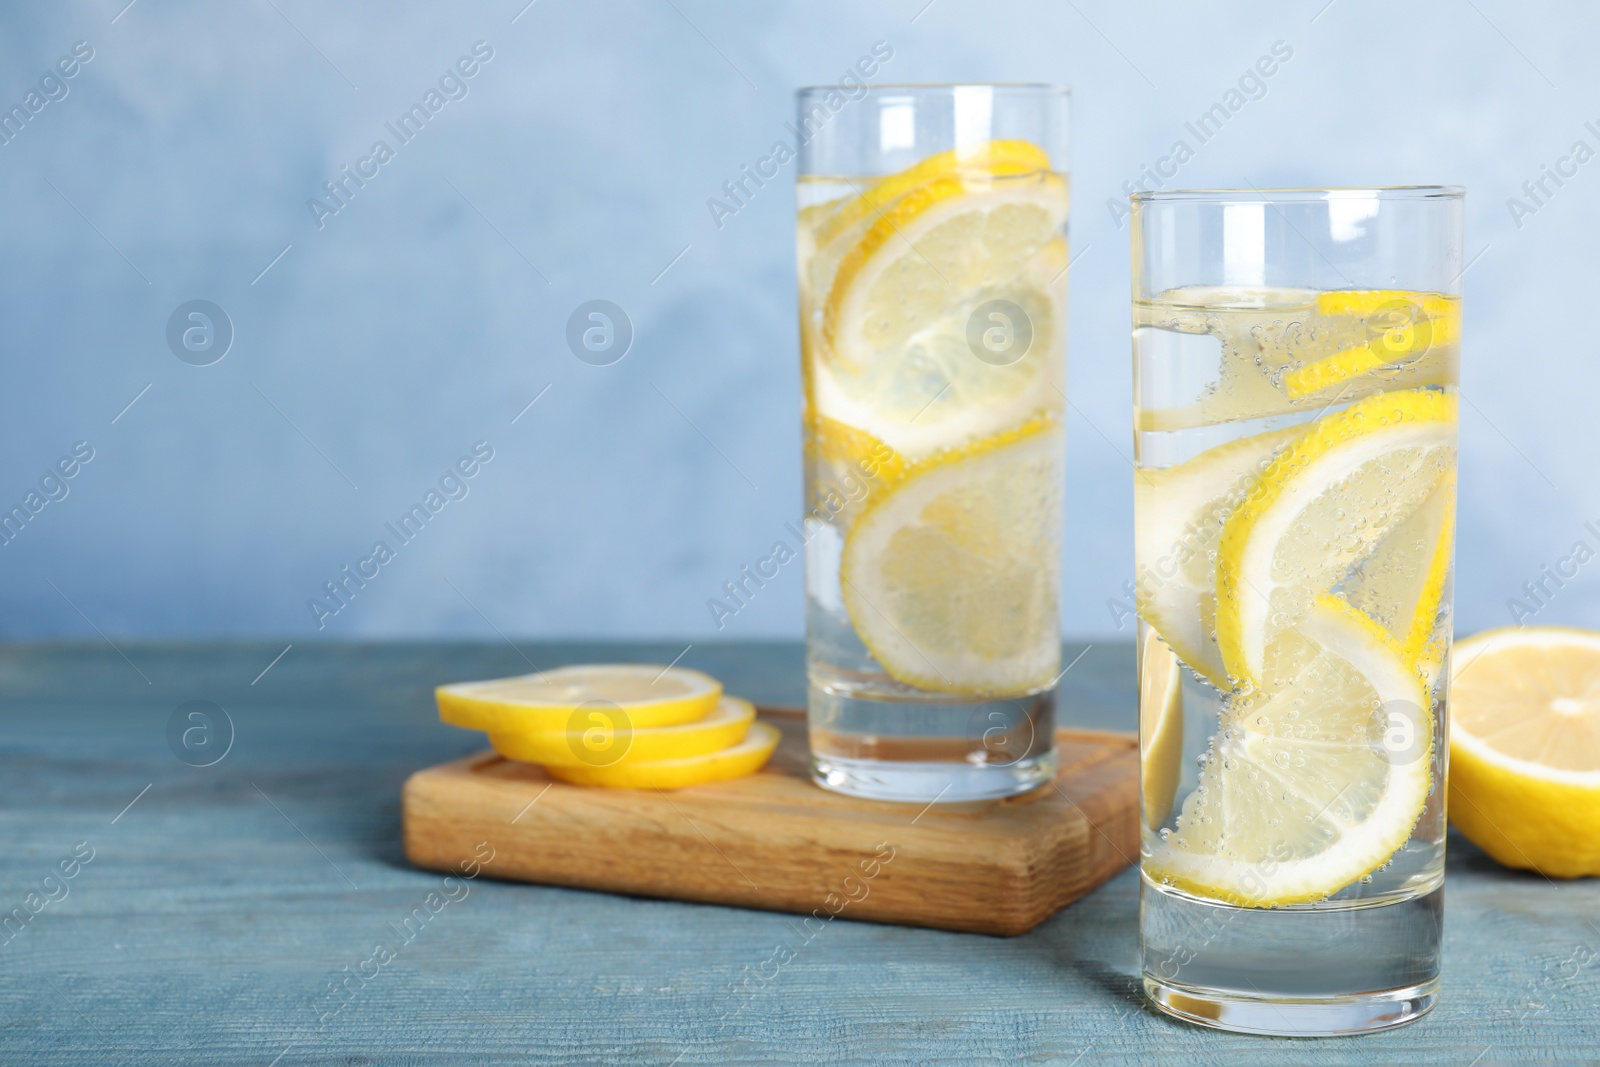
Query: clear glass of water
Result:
<box><xmin>795</xmin><ymin>84</ymin><xmax>1070</xmax><ymax>802</ymax></box>
<box><xmin>1132</xmin><ymin>186</ymin><xmax>1463</xmax><ymax>1033</ymax></box>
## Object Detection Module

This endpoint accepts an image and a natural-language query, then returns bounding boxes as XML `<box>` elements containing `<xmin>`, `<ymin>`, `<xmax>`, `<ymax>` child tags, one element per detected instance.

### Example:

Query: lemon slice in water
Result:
<box><xmin>1146</xmin><ymin>595</ymin><xmax>1432</xmax><ymax>906</ymax></box>
<box><xmin>1215</xmin><ymin>388</ymin><xmax>1457</xmax><ymax>688</ymax></box>
<box><xmin>816</xmin><ymin>166</ymin><xmax>1068</xmax><ymax>459</ymax></box>
<box><xmin>1140</xmin><ymin>628</ymin><xmax>1184</xmax><ymax>830</ymax></box>
<box><xmin>840</xmin><ymin>418</ymin><xmax>1062</xmax><ymax>696</ymax></box>
<box><xmin>1135</xmin><ymin>424</ymin><xmax>1306</xmax><ymax>689</ymax></box>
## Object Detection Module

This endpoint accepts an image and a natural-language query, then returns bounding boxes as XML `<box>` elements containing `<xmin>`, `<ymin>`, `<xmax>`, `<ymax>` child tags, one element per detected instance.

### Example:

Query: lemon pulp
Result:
<box><xmin>1448</xmin><ymin>627</ymin><xmax>1600</xmax><ymax>878</ymax></box>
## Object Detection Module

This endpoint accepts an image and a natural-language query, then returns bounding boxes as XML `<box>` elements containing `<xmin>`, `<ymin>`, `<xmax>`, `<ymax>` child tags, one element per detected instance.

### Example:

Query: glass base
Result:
<box><xmin>810</xmin><ymin>751</ymin><xmax>1057</xmax><ymax>802</ymax></box>
<box><xmin>805</xmin><ymin>670</ymin><xmax>1058</xmax><ymax>803</ymax></box>
<box><xmin>1140</xmin><ymin>877</ymin><xmax>1444</xmax><ymax>1036</ymax></box>
<box><xmin>1142</xmin><ymin>975</ymin><xmax>1438</xmax><ymax>1036</ymax></box>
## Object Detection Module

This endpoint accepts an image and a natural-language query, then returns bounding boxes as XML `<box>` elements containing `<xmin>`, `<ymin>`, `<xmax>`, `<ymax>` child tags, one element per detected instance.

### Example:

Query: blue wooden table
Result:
<box><xmin>1</xmin><ymin>640</ymin><xmax>1595</xmax><ymax>1065</ymax></box>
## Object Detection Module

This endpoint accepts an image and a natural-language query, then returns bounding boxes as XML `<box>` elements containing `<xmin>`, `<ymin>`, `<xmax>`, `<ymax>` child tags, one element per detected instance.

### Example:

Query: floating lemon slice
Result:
<box><xmin>1342</xmin><ymin>481</ymin><xmax>1455</xmax><ymax>672</ymax></box>
<box><xmin>437</xmin><ymin>664</ymin><xmax>721</xmax><ymax>734</ymax></box>
<box><xmin>544</xmin><ymin>721</ymin><xmax>781</xmax><ymax>790</ymax></box>
<box><xmin>1448</xmin><ymin>627</ymin><xmax>1600</xmax><ymax>878</ymax></box>
<box><xmin>1314</xmin><ymin>289</ymin><xmax>1455</xmax><ymax>319</ymax></box>
<box><xmin>806</xmin><ymin>414</ymin><xmax>907</xmax><ymax>481</ymax></box>
<box><xmin>1134</xmin><ymin>424</ymin><xmax>1306</xmax><ymax>689</ymax></box>
<box><xmin>1216</xmin><ymin>388</ymin><xmax>1457</xmax><ymax>687</ymax></box>
<box><xmin>801</xmin><ymin>141</ymin><xmax>1053</xmax><ymax>396</ymax></box>
<box><xmin>824</xmin><ymin>170</ymin><xmax>1068</xmax><ymax>363</ymax></box>
<box><xmin>1146</xmin><ymin>595</ymin><xmax>1432</xmax><ymax>906</ymax></box>
<box><xmin>840</xmin><ymin>418</ymin><xmax>1062</xmax><ymax>696</ymax></box>
<box><xmin>809</xmin><ymin>271</ymin><xmax>1060</xmax><ymax>461</ymax></box>
<box><xmin>813</xmin><ymin>168</ymin><xmax>1067</xmax><ymax>460</ymax></box>
<box><xmin>803</xmin><ymin>414</ymin><xmax>909</xmax><ymax>525</ymax></box>
<box><xmin>813</xmin><ymin>138</ymin><xmax>1052</xmax><ymax>249</ymax></box>
<box><xmin>1139</xmin><ymin>628</ymin><xmax>1184</xmax><ymax>830</ymax></box>
<box><xmin>489</xmin><ymin>696</ymin><xmax>755</xmax><ymax>768</ymax></box>
<box><xmin>1283</xmin><ymin>291</ymin><xmax>1460</xmax><ymax>400</ymax></box>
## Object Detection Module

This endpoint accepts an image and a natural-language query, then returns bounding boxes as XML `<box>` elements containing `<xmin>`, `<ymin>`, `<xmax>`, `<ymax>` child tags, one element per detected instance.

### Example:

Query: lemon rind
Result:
<box><xmin>1215</xmin><ymin>388</ymin><xmax>1458</xmax><ymax>687</ymax></box>
<box><xmin>436</xmin><ymin>665</ymin><xmax>723</xmax><ymax>733</ymax></box>
<box><xmin>542</xmin><ymin>721</ymin><xmax>780</xmax><ymax>790</ymax></box>
<box><xmin>839</xmin><ymin>417</ymin><xmax>1064</xmax><ymax>697</ymax></box>
<box><xmin>1147</xmin><ymin>595</ymin><xmax>1432</xmax><ymax>907</ymax></box>
<box><xmin>488</xmin><ymin>696</ymin><xmax>756</xmax><ymax>768</ymax></box>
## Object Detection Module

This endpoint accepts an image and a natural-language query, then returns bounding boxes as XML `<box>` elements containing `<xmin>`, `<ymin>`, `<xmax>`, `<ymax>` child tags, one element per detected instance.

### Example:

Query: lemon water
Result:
<box><xmin>1134</xmin><ymin>286</ymin><xmax>1458</xmax><ymax>1032</ymax></box>
<box><xmin>797</xmin><ymin>158</ymin><xmax>1069</xmax><ymax>802</ymax></box>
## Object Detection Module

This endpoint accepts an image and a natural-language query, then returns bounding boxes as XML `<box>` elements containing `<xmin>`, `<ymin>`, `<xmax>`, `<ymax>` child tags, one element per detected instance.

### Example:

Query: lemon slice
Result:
<box><xmin>1341</xmin><ymin>481</ymin><xmax>1455</xmax><ymax>671</ymax></box>
<box><xmin>813</xmin><ymin>139</ymin><xmax>1052</xmax><ymax>249</ymax></box>
<box><xmin>824</xmin><ymin>170</ymin><xmax>1068</xmax><ymax>359</ymax></box>
<box><xmin>801</xmin><ymin>141</ymin><xmax>1053</xmax><ymax>392</ymax></box>
<box><xmin>437</xmin><ymin>664</ymin><xmax>721</xmax><ymax>734</ymax></box>
<box><xmin>1135</xmin><ymin>424</ymin><xmax>1306</xmax><ymax>689</ymax></box>
<box><xmin>806</xmin><ymin>415</ymin><xmax>906</xmax><ymax>483</ymax></box>
<box><xmin>1216</xmin><ymin>388</ymin><xmax>1457</xmax><ymax>687</ymax></box>
<box><xmin>1314</xmin><ymin>289</ymin><xmax>1456</xmax><ymax>319</ymax></box>
<box><xmin>1146</xmin><ymin>595</ymin><xmax>1432</xmax><ymax>906</ymax></box>
<box><xmin>1140</xmin><ymin>628</ymin><xmax>1184</xmax><ymax>829</ymax></box>
<box><xmin>839</xmin><ymin>418</ymin><xmax>1062</xmax><ymax>696</ymax></box>
<box><xmin>1448</xmin><ymin>627</ymin><xmax>1600</xmax><ymax>877</ymax></box>
<box><xmin>803</xmin><ymin>415</ymin><xmax>908</xmax><ymax>526</ymax></box>
<box><xmin>489</xmin><ymin>696</ymin><xmax>755</xmax><ymax>768</ymax></box>
<box><xmin>814</xmin><ymin>170</ymin><xmax>1068</xmax><ymax>460</ymax></box>
<box><xmin>1283</xmin><ymin>291</ymin><xmax>1460</xmax><ymax>400</ymax></box>
<box><xmin>810</xmin><ymin>267</ymin><xmax>1061</xmax><ymax>460</ymax></box>
<box><xmin>543</xmin><ymin>721</ymin><xmax>781</xmax><ymax>790</ymax></box>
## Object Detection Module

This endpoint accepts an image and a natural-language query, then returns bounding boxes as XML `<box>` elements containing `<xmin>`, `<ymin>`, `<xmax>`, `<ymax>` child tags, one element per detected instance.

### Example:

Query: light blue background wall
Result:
<box><xmin>1</xmin><ymin>0</ymin><xmax>1595</xmax><ymax>641</ymax></box>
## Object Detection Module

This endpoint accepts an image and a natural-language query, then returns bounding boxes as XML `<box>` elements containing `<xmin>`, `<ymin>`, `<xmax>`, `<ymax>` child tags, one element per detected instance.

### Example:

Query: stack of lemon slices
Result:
<box><xmin>437</xmin><ymin>665</ymin><xmax>778</xmax><ymax>790</ymax></box>
<box><xmin>1136</xmin><ymin>297</ymin><xmax>1461</xmax><ymax>907</ymax></box>
<box><xmin>799</xmin><ymin>139</ymin><xmax>1070</xmax><ymax>697</ymax></box>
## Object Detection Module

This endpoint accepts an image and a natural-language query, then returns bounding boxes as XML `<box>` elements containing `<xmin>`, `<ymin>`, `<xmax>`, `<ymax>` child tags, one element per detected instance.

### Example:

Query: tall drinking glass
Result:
<box><xmin>1132</xmin><ymin>187</ymin><xmax>1463</xmax><ymax>1033</ymax></box>
<box><xmin>795</xmin><ymin>84</ymin><xmax>1069</xmax><ymax>802</ymax></box>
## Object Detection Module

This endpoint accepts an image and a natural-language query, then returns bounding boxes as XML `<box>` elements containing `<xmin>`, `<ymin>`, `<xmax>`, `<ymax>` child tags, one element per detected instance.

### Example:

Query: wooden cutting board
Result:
<box><xmin>402</xmin><ymin>707</ymin><xmax>1138</xmax><ymax>936</ymax></box>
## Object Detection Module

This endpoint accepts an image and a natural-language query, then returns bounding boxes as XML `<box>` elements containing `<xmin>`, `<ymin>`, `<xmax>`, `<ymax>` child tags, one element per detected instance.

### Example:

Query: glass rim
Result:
<box><xmin>1131</xmin><ymin>185</ymin><xmax>1464</xmax><ymax>204</ymax></box>
<box><xmin>795</xmin><ymin>82</ymin><xmax>1069</xmax><ymax>98</ymax></box>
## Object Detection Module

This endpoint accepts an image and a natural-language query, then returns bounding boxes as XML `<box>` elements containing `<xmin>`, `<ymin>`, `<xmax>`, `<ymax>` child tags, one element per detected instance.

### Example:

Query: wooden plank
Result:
<box><xmin>403</xmin><ymin>708</ymin><xmax>1137</xmax><ymax>936</ymax></box>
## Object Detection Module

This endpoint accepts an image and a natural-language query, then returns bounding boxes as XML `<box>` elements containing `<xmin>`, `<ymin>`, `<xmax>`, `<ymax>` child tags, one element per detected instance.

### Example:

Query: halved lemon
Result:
<box><xmin>543</xmin><ymin>721</ymin><xmax>781</xmax><ymax>790</ymax></box>
<box><xmin>840</xmin><ymin>418</ymin><xmax>1062</xmax><ymax>696</ymax></box>
<box><xmin>1146</xmin><ymin>595</ymin><xmax>1433</xmax><ymax>906</ymax></box>
<box><xmin>1140</xmin><ymin>628</ymin><xmax>1184</xmax><ymax>830</ymax></box>
<box><xmin>489</xmin><ymin>696</ymin><xmax>755</xmax><ymax>768</ymax></box>
<box><xmin>437</xmin><ymin>664</ymin><xmax>721</xmax><ymax>734</ymax></box>
<box><xmin>1216</xmin><ymin>388</ymin><xmax>1457</xmax><ymax>687</ymax></box>
<box><xmin>1448</xmin><ymin>627</ymin><xmax>1600</xmax><ymax>878</ymax></box>
<box><xmin>1134</xmin><ymin>424</ymin><xmax>1306</xmax><ymax>689</ymax></box>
